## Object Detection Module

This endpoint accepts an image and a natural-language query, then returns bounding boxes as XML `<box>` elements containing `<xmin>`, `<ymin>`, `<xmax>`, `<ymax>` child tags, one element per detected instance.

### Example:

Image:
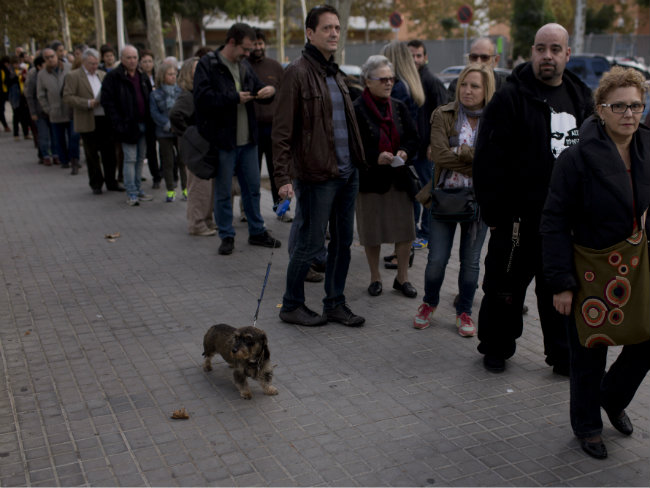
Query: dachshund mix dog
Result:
<box><xmin>202</xmin><ymin>324</ymin><xmax>278</xmax><ymax>399</ymax></box>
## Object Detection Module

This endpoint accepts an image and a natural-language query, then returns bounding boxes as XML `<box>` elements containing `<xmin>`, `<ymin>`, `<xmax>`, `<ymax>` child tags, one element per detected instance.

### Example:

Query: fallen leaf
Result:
<box><xmin>24</xmin><ymin>331</ymin><xmax>31</xmax><ymax>336</ymax></box>
<box><xmin>171</xmin><ymin>407</ymin><xmax>189</xmax><ymax>420</ymax></box>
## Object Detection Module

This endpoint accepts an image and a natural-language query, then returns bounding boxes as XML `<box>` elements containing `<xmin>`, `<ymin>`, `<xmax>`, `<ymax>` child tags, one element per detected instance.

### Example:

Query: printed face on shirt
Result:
<box><xmin>458</xmin><ymin>71</ymin><xmax>485</xmax><ymax>111</ymax></box>
<box><xmin>531</xmin><ymin>25</ymin><xmax>570</xmax><ymax>86</ymax></box>
<box><xmin>307</xmin><ymin>12</ymin><xmax>340</xmax><ymax>58</ymax></box>
<box><xmin>596</xmin><ymin>86</ymin><xmax>644</xmax><ymax>141</ymax></box>
<box><xmin>83</xmin><ymin>55</ymin><xmax>99</xmax><ymax>74</ymax></box>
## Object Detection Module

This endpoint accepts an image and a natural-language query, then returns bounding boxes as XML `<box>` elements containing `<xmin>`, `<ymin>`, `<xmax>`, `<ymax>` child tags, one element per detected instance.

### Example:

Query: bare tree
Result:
<box><xmin>573</xmin><ymin>0</ymin><xmax>586</xmax><ymax>53</ymax></box>
<box><xmin>145</xmin><ymin>0</ymin><xmax>165</xmax><ymax>61</ymax></box>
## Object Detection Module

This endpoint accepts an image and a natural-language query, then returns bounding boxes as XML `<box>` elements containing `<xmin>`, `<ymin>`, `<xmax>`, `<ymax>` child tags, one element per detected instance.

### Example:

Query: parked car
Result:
<box><xmin>565</xmin><ymin>53</ymin><xmax>611</xmax><ymax>91</ymax></box>
<box><xmin>437</xmin><ymin>65</ymin><xmax>465</xmax><ymax>88</ymax></box>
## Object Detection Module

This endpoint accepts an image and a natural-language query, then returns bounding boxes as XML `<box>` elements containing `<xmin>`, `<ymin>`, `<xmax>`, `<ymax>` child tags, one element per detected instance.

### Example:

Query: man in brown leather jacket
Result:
<box><xmin>272</xmin><ymin>4</ymin><xmax>367</xmax><ymax>327</ymax></box>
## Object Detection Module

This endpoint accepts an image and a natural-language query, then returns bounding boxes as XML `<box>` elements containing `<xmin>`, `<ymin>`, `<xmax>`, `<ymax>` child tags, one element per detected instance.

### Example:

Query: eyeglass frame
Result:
<box><xmin>367</xmin><ymin>76</ymin><xmax>396</xmax><ymax>84</ymax></box>
<box><xmin>600</xmin><ymin>102</ymin><xmax>645</xmax><ymax>114</ymax></box>
<box><xmin>467</xmin><ymin>53</ymin><xmax>496</xmax><ymax>62</ymax></box>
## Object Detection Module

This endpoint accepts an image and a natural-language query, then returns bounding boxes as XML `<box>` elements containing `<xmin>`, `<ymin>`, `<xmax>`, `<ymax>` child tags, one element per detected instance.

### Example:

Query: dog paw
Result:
<box><xmin>240</xmin><ymin>391</ymin><xmax>252</xmax><ymax>400</ymax></box>
<box><xmin>263</xmin><ymin>386</ymin><xmax>279</xmax><ymax>396</ymax></box>
<box><xmin>203</xmin><ymin>364</ymin><xmax>212</xmax><ymax>372</ymax></box>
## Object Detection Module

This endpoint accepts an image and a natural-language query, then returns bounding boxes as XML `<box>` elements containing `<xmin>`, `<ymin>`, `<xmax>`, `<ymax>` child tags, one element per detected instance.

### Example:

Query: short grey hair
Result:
<box><xmin>82</xmin><ymin>48</ymin><xmax>100</xmax><ymax>61</ymax></box>
<box><xmin>120</xmin><ymin>44</ymin><xmax>138</xmax><ymax>60</ymax></box>
<box><xmin>360</xmin><ymin>55</ymin><xmax>393</xmax><ymax>86</ymax></box>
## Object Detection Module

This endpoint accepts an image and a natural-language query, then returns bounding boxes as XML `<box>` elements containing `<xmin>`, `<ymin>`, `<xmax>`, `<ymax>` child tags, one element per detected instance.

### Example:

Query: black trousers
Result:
<box><xmin>567</xmin><ymin>317</ymin><xmax>650</xmax><ymax>438</ymax></box>
<box><xmin>257</xmin><ymin>123</ymin><xmax>279</xmax><ymax>206</ymax></box>
<box><xmin>477</xmin><ymin>221</ymin><xmax>569</xmax><ymax>367</ymax></box>
<box><xmin>80</xmin><ymin>116</ymin><xmax>118</xmax><ymax>190</ymax></box>
<box><xmin>145</xmin><ymin>123</ymin><xmax>161</xmax><ymax>182</ymax></box>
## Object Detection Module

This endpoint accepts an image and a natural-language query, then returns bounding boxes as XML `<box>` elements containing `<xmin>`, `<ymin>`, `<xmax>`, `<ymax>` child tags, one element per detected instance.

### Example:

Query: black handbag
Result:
<box><xmin>429</xmin><ymin>169</ymin><xmax>479</xmax><ymax>223</ymax></box>
<box><xmin>396</xmin><ymin>165</ymin><xmax>422</xmax><ymax>199</ymax></box>
<box><xmin>180</xmin><ymin>125</ymin><xmax>218</xmax><ymax>180</ymax></box>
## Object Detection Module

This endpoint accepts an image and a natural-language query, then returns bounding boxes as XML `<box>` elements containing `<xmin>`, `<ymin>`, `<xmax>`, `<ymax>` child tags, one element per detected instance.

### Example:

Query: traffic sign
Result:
<box><xmin>457</xmin><ymin>5</ymin><xmax>473</xmax><ymax>24</ymax></box>
<box><xmin>389</xmin><ymin>11</ymin><xmax>403</xmax><ymax>29</ymax></box>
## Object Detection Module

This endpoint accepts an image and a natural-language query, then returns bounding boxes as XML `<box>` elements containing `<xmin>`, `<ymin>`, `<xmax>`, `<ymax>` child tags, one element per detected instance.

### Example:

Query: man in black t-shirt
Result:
<box><xmin>472</xmin><ymin>23</ymin><xmax>594</xmax><ymax>374</ymax></box>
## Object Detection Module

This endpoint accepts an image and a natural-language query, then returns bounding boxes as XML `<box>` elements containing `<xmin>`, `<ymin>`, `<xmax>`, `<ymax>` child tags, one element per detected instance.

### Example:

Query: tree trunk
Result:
<box><xmin>276</xmin><ymin>0</ymin><xmax>284</xmax><ymax>63</ymax></box>
<box><xmin>335</xmin><ymin>0</ymin><xmax>352</xmax><ymax>65</ymax></box>
<box><xmin>93</xmin><ymin>0</ymin><xmax>106</xmax><ymax>47</ymax></box>
<box><xmin>57</xmin><ymin>0</ymin><xmax>72</xmax><ymax>51</ymax></box>
<box><xmin>573</xmin><ymin>0</ymin><xmax>586</xmax><ymax>54</ymax></box>
<box><xmin>144</xmin><ymin>0</ymin><xmax>165</xmax><ymax>61</ymax></box>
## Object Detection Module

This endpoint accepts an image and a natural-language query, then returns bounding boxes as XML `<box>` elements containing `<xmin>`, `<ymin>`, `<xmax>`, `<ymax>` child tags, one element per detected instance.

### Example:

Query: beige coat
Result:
<box><xmin>63</xmin><ymin>67</ymin><xmax>105</xmax><ymax>133</ymax></box>
<box><xmin>416</xmin><ymin>101</ymin><xmax>475</xmax><ymax>208</ymax></box>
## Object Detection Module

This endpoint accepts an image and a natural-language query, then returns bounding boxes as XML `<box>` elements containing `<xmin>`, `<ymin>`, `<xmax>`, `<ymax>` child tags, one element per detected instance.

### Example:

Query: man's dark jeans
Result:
<box><xmin>282</xmin><ymin>169</ymin><xmax>359</xmax><ymax>313</ymax></box>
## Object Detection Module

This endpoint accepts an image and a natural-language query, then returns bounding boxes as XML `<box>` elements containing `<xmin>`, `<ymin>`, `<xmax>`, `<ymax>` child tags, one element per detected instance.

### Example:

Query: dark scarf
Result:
<box><xmin>304</xmin><ymin>42</ymin><xmax>339</xmax><ymax>77</ymax></box>
<box><xmin>362</xmin><ymin>87</ymin><xmax>400</xmax><ymax>154</ymax></box>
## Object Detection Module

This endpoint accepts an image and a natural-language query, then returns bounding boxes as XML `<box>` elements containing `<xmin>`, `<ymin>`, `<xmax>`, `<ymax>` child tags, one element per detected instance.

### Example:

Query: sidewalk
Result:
<box><xmin>0</xmin><ymin>130</ymin><xmax>648</xmax><ymax>487</ymax></box>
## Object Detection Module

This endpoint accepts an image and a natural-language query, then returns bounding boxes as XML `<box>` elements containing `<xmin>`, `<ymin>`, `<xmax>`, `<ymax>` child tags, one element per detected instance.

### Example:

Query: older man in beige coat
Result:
<box><xmin>63</xmin><ymin>48</ymin><xmax>120</xmax><ymax>193</ymax></box>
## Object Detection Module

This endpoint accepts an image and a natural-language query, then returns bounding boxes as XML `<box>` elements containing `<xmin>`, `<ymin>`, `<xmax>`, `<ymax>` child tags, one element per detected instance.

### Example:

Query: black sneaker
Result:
<box><xmin>279</xmin><ymin>304</ymin><xmax>327</xmax><ymax>326</ymax></box>
<box><xmin>483</xmin><ymin>355</ymin><xmax>506</xmax><ymax>373</ymax></box>
<box><xmin>325</xmin><ymin>304</ymin><xmax>365</xmax><ymax>327</ymax></box>
<box><xmin>248</xmin><ymin>230</ymin><xmax>281</xmax><ymax>248</ymax></box>
<box><xmin>219</xmin><ymin>237</ymin><xmax>235</xmax><ymax>255</ymax></box>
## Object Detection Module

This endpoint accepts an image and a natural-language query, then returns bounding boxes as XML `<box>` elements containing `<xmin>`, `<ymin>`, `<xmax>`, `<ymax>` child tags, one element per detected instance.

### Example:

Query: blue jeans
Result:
<box><xmin>282</xmin><ymin>170</ymin><xmax>359</xmax><ymax>312</ymax></box>
<box><xmin>423</xmin><ymin>218</ymin><xmax>488</xmax><ymax>314</ymax></box>
<box><xmin>36</xmin><ymin>117</ymin><xmax>52</xmax><ymax>158</ymax></box>
<box><xmin>214</xmin><ymin>144</ymin><xmax>265</xmax><ymax>239</ymax></box>
<box><xmin>412</xmin><ymin>158</ymin><xmax>433</xmax><ymax>240</ymax></box>
<box><xmin>122</xmin><ymin>125</ymin><xmax>147</xmax><ymax>199</ymax></box>
<box><xmin>51</xmin><ymin>120</ymin><xmax>80</xmax><ymax>164</ymax></box>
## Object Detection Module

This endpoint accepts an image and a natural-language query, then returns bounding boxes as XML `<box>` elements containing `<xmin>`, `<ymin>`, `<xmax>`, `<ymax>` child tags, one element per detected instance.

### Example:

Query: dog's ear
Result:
<box><xmin>262</xmin><ymin>336</ymin><xmax>270</xmax><ymax>360</ymax></box>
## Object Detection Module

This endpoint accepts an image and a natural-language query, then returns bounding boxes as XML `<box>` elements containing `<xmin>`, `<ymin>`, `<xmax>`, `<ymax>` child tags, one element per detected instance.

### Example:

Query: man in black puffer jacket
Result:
<box><xmin>472</xmin><ymin>23</ymin><xmax>594</xmax><ymax>374</ymax></box>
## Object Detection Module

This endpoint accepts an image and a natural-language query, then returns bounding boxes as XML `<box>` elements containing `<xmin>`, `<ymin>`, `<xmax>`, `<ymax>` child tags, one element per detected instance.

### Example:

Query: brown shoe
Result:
<box><xmin>305</xmin><ymin>268</ymin><xmax>324</xmax><ymax>283</ymax></box>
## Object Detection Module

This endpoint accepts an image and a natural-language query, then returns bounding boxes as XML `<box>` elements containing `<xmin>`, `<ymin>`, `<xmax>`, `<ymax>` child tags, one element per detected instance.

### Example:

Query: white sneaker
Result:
<box><xmin>456</xmin><ymin>313</ymin><xmax>476</xmax><ymax>337</ymax></box>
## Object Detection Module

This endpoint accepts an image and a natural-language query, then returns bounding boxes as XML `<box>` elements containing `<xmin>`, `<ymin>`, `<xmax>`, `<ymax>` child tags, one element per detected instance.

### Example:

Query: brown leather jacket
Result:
<box><xmin>272</xmin><ymin>51</ymin><xmax>366</xmax><ymax>188</ymax></box>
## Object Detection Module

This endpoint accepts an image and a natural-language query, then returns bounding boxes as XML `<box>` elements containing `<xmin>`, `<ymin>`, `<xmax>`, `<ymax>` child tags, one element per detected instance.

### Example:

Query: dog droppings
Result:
<box><xmin>171</xmin><ymin>408</ymin><xmax>189</xmax><ymax>419</ymax></box>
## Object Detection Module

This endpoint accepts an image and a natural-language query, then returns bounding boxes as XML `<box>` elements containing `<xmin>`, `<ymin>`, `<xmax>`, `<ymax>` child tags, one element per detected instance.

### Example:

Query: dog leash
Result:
<box><xmin>253</xmin><ymin>247</ymin><xmax>275</xmax><ymax>329</ymax></box>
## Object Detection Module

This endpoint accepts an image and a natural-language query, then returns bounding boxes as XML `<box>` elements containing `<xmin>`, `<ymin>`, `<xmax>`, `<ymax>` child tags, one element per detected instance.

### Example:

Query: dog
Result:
<box><xmin>202</xmin><ymin>324</ymin><xmax>278</xmax><ymax>399</ymax></box>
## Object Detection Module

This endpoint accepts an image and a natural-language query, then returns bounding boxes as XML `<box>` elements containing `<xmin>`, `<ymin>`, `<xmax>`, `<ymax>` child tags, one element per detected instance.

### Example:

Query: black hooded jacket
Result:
<box><xmin>540</xmin><ymin>117</ymin><xmax>650</xmax><ymax>293</ymax></box>
<box><xmin>472</xmin><ymin>62</ymin><xmax>594</xmax><ymax>227</ymax></box>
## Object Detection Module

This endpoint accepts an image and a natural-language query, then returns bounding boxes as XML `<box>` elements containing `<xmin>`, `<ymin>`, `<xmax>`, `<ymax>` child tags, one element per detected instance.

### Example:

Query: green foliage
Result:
<box><xmin>511</xmin><ymin>0</ymin><xmax>555</xmax><ymax>59</ymax></box>
<box><xmin>440</xmin><ymin>17</ymin><xmax>459</xmax><ymax>38</ymax></box>
<box><xmin>586</xmin><ymin>5</ymin><xmax>615</xmax><ymax>34</ymax></box>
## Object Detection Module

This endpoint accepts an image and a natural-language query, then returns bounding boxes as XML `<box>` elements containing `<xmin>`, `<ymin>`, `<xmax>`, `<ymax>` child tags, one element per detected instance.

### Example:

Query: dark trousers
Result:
<box><xmin>0</xmin><ymin>94</ymin><xmax>8</xmax><ymax>129</ymax></box>
<box><xmin>12</xmin><ymin>96</ymin><xmax>30</xmax><ymax>137</ymax></box>
<box><xmin>412</xmin><ymin>157</ymin><xmax>433</xmax><ymax>240</ymax></box>
<box><xmin>80</xmin><ymin>116</ymin><xmax>118</xmax><ymax>190</ymax></box>
<box><xmin>567</xmin><ymin>317</ymin><xmax>650</xmax><ymax>438</ymax></box>
<box><xmin>477</xmin><ymin>221</ymin><xmax>569</xmax><ymax>367</ymax></box>
<box><xmin>159</xmin><ymin>137</ymin><xmax>185</xmax><ymax>191</ymax></box>
<box><xmin>145</xmin><ymin>123</ymin><xmax>161</xmax><ymax>182</ymax></box>
<box><xmin>257</xmin><ymin>123</ymin><xmax>279</xmax><ymax>206</ymax></box>
<box><xmin>282</xmin><ymin>170</ymin><xmax>359</xmax><ymax>312</ymax></box>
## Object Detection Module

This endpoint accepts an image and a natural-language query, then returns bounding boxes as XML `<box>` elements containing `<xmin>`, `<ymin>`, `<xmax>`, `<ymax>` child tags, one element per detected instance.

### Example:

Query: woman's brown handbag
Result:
<box><xmin>573</xmin><ymin>227</ymin><xmax>650</xmax><ymax>348</ymax></box>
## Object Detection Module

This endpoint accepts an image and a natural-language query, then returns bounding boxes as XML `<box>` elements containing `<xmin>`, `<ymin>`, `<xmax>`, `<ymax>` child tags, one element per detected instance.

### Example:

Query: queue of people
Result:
<box><xmin>4</xmin><ymin>9</ymin><xmax>649</xmax><ymax>462</ymax></box>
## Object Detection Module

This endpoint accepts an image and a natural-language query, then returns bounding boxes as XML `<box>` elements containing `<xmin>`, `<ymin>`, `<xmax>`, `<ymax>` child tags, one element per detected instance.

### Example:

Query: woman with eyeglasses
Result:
<box><xmin>413</xmin><ymin>63</ymin><xmax>493</xmax><ymax>335</ymax></box>
<box><xmin>353</xmin><ymin>55</ymin><xmax>419</xmax><ymax>298</ymax></box>
<box><xmin>541</xmin><ymin>67</ymin><xmax>650</xmax><ymax>460</ymax></box>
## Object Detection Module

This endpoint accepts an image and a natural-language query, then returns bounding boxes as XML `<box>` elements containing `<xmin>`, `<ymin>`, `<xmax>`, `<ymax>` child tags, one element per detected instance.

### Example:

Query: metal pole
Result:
<box><xmin>116</xmin><ymin>0</ymin><xmax>125</xmax><ymax>53</ymax></box>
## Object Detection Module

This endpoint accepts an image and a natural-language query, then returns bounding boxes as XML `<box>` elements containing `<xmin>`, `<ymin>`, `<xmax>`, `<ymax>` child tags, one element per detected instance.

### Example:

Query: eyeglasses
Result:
<box><xmin>368</xmin><ymin>76</ymin><xmax>395</xmax><ymax>84</ymax></box>
<box><xmin>468</xmin><ymin>53</ymin><xmax>495</xmax><ymax>62</ymax></box>
<box><xmin>600</xmin><ymin>102</ymin><xmax>645</xmax><ymax>114</ymax></box>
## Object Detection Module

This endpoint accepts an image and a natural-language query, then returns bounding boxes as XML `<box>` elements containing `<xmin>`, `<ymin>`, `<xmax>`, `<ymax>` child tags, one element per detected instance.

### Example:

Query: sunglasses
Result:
<box><xmin>468</xmin><ymin>53</ymin><xmax>495</xmax><ymax>62</ymax></box>
<box><xmin>368</xmin><ymin>76</ymin><xmax>396</xmax><ymax>84</ymax></box>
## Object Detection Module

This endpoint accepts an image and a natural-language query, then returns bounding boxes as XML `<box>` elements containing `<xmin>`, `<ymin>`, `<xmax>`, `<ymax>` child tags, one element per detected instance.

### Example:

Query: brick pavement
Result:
<box><xmin>0</xmin><ymin>130</ymin><xmax>648</xmax><ymax>487</ymax></box>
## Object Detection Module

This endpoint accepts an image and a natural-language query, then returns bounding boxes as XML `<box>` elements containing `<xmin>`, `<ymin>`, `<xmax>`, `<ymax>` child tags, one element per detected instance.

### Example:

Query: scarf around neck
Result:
<box><xmin>304</xmin><ymin>42</ymin><xmax>340</xmax><ymax>77</ymax></box>
<box><xmin>362</xmin><ymin>87</ymin><xmax>400</xmax><ymax>154</ymax></box>
<box><xmin>449</xmin><ymin>103</ymin><xmax>483</xmax><ymax>147</ymax></box>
